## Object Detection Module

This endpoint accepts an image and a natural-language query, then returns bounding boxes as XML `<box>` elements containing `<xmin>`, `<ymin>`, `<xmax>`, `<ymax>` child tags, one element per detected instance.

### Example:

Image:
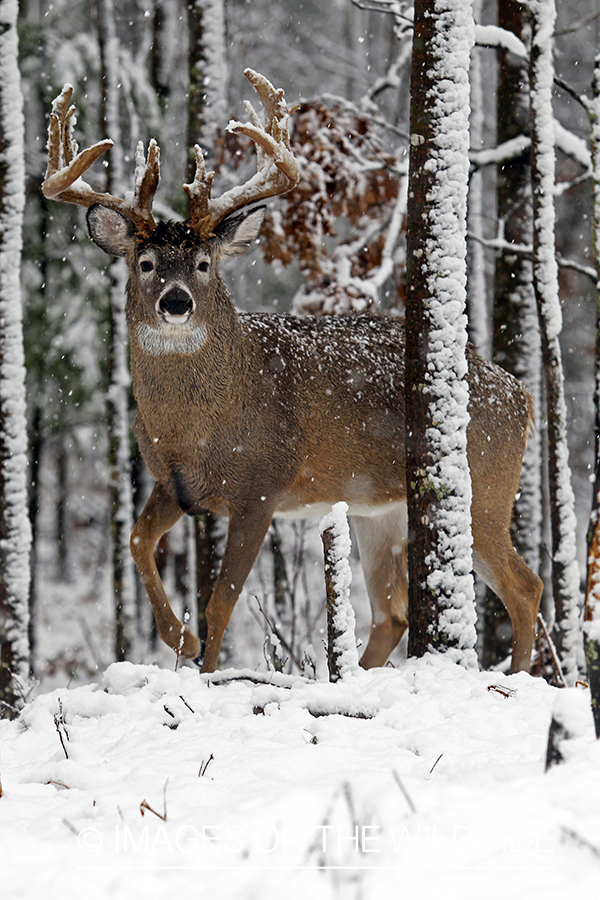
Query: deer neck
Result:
<box><xmin>128</xmin><ymin>287</ymin><xmax>248</xmax><ymax>435</ymax></box>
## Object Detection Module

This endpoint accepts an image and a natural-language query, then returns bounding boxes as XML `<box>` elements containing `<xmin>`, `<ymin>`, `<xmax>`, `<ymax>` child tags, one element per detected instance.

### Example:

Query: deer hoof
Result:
<box><xmin>191</xmin><ymin>640</ymin><xmax>206</xmax><ymax>669</ymax></box>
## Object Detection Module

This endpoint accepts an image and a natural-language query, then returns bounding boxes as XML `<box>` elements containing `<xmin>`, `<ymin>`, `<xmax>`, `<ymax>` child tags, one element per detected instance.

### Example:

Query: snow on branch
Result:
<box><xmin>474</xmin><ymin>24</ymin><xmax>527</xmax><ymax>58</ymax></box>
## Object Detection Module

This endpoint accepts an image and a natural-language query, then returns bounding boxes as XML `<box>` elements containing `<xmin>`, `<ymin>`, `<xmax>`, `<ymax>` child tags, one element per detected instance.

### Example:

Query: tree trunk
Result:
<box><xmin>483</xmin><ymin>0</ymin><xmax>543</xmax><ymax>669</ymax></box>
<box><xmin>584</xmin><ymin>53</ymin><xmax>600</xmax><ymax>736</ymax></box>
<box><xmin>405</xmin><ymin>0</ymin><xmax>477</xmax><ymax>667</ymax></box>
<box><xmin>55</xmin><ymin>435</ymin><xmax>70</xmax><ymax>581</ymax></box>
<box><xmin>528</xmin><ymin>0</ymin><xmax>582</xmax><ymax>685</ymax></box>
<box><xmin>187</xmin><ymin>0</ymin><xmax>228</xmax><ymax>169</ymax></box>
<box><xmin>187</xmin><ymin>1</ymin><xmax>228</xmax><ymax>647</ymax></box>
<box><xmin>95</xmin><ymin>0</ymin><xmax>136</xmax><ymax>661</ymax></box>
<box><xmin>194</xmin><ymin>513</ymin><xmax>219</xmax><ymax>643</ymax></box>
<box><xmin>466</xmin><ymin>0</ymin><xmax>489</xmax><ymax>358</ymax></box>
<box><xmin>0</xmin><ymin>0</ymin><xmax>32</xmax><ymax>716</ymax></box>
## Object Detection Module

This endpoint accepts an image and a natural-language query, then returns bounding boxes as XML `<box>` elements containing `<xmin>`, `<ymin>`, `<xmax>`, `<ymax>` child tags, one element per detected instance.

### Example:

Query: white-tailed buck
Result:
<box><xmin>43</xmin><ymin>70</ymin><xmax>542</xmax><ymax>674</ymax></box>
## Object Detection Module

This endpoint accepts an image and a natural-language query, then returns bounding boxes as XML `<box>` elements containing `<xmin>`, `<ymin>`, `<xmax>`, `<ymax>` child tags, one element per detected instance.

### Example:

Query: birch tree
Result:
<box><xmin>404</xmin><ymin>0</ymin><xmax>477</xmax><ymax>667</ymax></box>
<box><xmin>95</xmin><ymin>0</ymin><xmax>136</xmax><ymax>661</ymax></box>
<box><xmin>0</xmin><ymin>0</ymin><xmax>31</xmax><ymax>715</ymax></box>
<box><xmin>527</xmin><ymin>0</ymin><xmax>582</xmax><ymax>684</ymax></box>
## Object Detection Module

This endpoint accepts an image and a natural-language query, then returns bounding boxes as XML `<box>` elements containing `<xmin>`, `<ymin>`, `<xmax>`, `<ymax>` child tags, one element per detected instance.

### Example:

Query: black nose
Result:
<box><xmin>159</xmin><ymin>287</ymin><xmax>193</xmax><ymax>317</ymax></box>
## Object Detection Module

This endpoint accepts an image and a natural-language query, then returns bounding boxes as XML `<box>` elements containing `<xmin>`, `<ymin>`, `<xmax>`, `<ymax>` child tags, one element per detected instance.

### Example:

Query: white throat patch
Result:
<box><xmin>137</xmin><ymin>322</ymin><xmax>208</xmax><ymax>356</ymax></box>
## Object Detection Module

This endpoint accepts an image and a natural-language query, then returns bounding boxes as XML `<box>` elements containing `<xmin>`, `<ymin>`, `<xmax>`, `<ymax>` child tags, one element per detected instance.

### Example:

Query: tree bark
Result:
<box><xmin>187</xmin><ymin>1</ymin><xmax>228</xmax><ymax>643</ymax></box>
<box><xmin>482</xmin><ymin>0</ymin><xmax>543</xmax><ymax>669</ymax></box>
<box><xmin>527</xmin><ymin>0</ymin><xmax>582</xmax><ymax>684</ymax></box>
<box><xmin>0</xmin><ymin>0</ymin><xmax>32</xmax><ymax>716</ymax></box>
<box><xmin>466</xmin><ymin>0</ymin><xmax>489</xmax><ymax>358</ymax></box>
<box><xmin>584</xmin><ymin>53</ymin><xmax>600</xmax><ymax>736</ymax></box>
<box><xmin>95</xmin><ymin>0</ymin><xmax>136</xmax><ymax>662</ymax></box>
<box><xmin>187</xmin><ymin>0</ymin><xmax>228</xmax><ymax>171</ymax></box>
<box><xmin>405</xmin><ymin>0</ymin><xmax>477</xmax><ymax>667</ymax></box>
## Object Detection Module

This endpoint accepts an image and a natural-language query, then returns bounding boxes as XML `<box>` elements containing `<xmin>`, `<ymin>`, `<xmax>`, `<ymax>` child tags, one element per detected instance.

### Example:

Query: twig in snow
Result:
<box><xmin>392</xmin><ymin>769</ymin><xmax>417</xmax><ymax>814</ymax></box>
<box><xmin>251</xmin><ymin>594</ymin><xmax>303</xmax><ymax>672</ymax></box>
<box><xmin>179</xmin><ymin>695</ymin><xmax>195</xmax><ymax>713</ymax></box>
<box><xmin>429</xmin><ymin>754</ymin><xmax>443</xmax><ymax>775</ymax></box>
<box><xmin>198</xmin><ymin>754</ymin><xmax>214</xmax><ymax>777</ymax></box>
<box><xmin>560</xmin><ymin>826</ymin><xmax>600</xmax><ymax>858</ymax></box>
<box><xmin>206</xmin><ymin>672</ymin><xmax>294</xmax><ymax>688</ymax></box>
<box><xmin>163</xmin><ymin>705</ymin><xmax>178</xmax><ymax>729</ymax></box>
<box><xmin>62</xmin><ymin>819</ymin><xmax>79</xmax><ymax>837</ymax></box>
<box><xmin>54</xmin><ymin>699</ymin><xmax>70</xmax><ymax>759</ymax></box>
<box><xmin>140</xmin><ymin>779</ymin><xmax>169</xmax><ymax>821</ymax></box>
<box><xmin>175</xmin><ymin>608</ymin><xmax>191</xmax><ymax>672</ymax></box>
<box><xmin>487</xmin><ymin>684</ymin><xmax>517</xmax><ymax>698</ymax></box>
<box><xmin>537</xmin><ymin>613</ymin><xmax>567</xmax><ymax>688</ymax></box>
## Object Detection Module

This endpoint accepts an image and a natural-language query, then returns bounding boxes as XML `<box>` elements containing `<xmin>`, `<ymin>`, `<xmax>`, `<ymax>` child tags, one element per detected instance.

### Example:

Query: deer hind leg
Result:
<box><xmin>351</xmin><ymin>505</ymin><xmax>408</xmax><ymax>669</ymax></box>
<box><xmin>131</xmin><ymin>481</ymin><xmax>201</xmax><ymax>660</ymax></box>
<box><xmin>473</xmin><ymin>537</ymin><xmax>542</xmax><ymax>673</ymax></box>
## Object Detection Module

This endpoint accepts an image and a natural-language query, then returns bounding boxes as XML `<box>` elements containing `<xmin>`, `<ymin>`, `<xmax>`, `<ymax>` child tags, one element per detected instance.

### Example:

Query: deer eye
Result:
<box><xmin>197</xmin><ymin>260</ymin><xmax>209</xmax><ymax>273</ymax></box>
<box><xmin>140</xmin><ymin>259</ymin><xmax>154</xmax><ymax>273</ymax></box>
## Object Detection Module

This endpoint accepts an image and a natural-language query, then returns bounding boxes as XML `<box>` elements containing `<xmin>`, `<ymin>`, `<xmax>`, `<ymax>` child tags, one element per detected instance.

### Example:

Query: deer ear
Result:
<box><xmin>87</xmin><ymin>205</ymin><xmax>135</xmax><ymax>257</ymax></box>
<box><xmin>217</xmin><ymin>207</ymin><xmax>265</xmax><ymax>258</ymax></box>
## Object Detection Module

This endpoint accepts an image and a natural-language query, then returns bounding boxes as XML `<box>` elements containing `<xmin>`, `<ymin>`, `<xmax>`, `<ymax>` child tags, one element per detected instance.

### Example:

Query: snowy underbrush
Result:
<box><xmin>1</xmin><ymin>655</ymin><xmax>599</xmax><ymax>899</ymax></box>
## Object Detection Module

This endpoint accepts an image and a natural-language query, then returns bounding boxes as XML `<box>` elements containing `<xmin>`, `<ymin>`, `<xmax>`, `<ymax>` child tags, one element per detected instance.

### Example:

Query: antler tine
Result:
<box><xmin>243</xmin><ymin>68</ymin><xmax>287</xmax><ymax>139</ymax></box>
<box><xmin>183</xmin><ymin>145</ymin><xmax>215</xmax><ymax>231</ymax></box>
<box><xmin>185</xmin><ymin>69</ymin><xmax>300</xmax><ymax>238</ymax></box>
<box><xmin>42</xmin><ymin>84</ymin><xmax>158</xmax><ymax>238</ymax></box>
<box><xmin>125</xmin><ymin>140</ymin><xmax>160</xmax><ymax>232</ymax></box>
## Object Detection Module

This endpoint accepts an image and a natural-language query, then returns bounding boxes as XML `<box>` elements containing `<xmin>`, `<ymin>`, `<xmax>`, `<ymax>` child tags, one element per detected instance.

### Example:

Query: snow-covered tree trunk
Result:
<box><xmin>187</xmin><ymin>0</ymin><xmax>228</xmax><ymax>168</ymax></box>
<box><xmin>96</xmin><ymin>0</ymin><xmax>136</xmax><ymax>661</ymax></box>
<box><xmin>466</xmin><ymin>0</ymin><xmax>489</xmax><ymax>358</ymax></box>
<box><xmin>527</xmin><ymin>0</ymin><xmax>581</xmax><ymax>685</ymax></box>
<box><xmin>405</xmin><ymin>0</ymin><xmax>478</xmax><ymax>668</ymax></box>
<box><xmin>482</xmin><ymin>0</ymin><xmax>543</xmax><ymax>669</ymax></box>
<box><xmin>187</xmin><ymin>0</ymin><xmax>227</xmax><ymax>646</ymax></box>
<box><xmin>584</xmin><ymin>53</ymin><xmax>600</xmax><ymax>736</ymax></box>
<box><xmin>494</xmin><ymin>0</ymin><xmax>542</xmax><ymax>580</ymax></box>
<box><xmin>0</xmin><ymin>0</ymin><xmax>32</xmax><ymax>716</ymax></box>
<box><xmin>320</xmin><ymin>503</ymin><xmax>359</xmax><ymax>681</ymax></box>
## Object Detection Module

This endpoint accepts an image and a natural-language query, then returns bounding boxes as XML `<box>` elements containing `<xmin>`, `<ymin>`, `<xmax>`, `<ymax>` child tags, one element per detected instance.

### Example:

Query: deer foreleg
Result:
<box><xmin>200</xmin><ymin>505</ymin><xmax>274</xmax><ymax>673</ymax></box>
<box><xmin>131</xmin><ymin>482</ymin><xmax>201</xmax><ymax>659</ymax></box>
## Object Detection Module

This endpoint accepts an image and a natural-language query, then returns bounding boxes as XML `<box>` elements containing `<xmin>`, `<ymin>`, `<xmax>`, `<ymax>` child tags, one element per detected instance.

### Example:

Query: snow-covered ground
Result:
<box><xmin>2</xmin><ymin>654</ymin><xmax>599</xmax><ymax>899</ymax></box>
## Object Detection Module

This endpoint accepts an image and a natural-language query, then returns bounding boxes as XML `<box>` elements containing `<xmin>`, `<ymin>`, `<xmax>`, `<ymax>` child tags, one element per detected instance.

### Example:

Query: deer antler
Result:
<box><xmin>184</xmin><ymin>68</ymin><xmax>300</xmax><ymax>237</ymax></box>
<box><xmin>42</xmin><ymin>84</ymin><xmax>160</xmax><ymax>238</ymax></box>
